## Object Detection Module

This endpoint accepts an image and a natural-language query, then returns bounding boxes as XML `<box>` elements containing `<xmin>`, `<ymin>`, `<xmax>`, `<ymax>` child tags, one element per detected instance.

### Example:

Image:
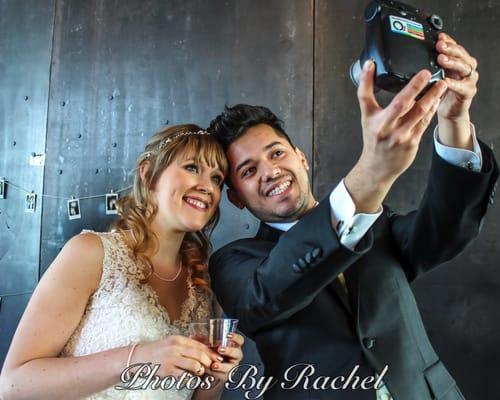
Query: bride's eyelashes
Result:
<box><xmin>183</xmin><ymin>163</ymin><xmax>224</xmax><ymax>187</ymax></box>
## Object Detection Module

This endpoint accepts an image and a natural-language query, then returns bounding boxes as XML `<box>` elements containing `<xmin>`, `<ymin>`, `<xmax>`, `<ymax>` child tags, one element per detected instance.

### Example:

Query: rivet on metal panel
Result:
<box><xmin>12</xmin><ymin>141</ymin><xmax>16</xmax><ymax>146</ymax></box>
<box><xmin>164</xmin><ymin>120</ymin><xmax>169</xmax><ymax>125</ymax></box>
<box><xmin>109</xmin><ymin>95</ymin><xmax>114</xmax><ymax>100</ymax></box>
<box><xmin>77</xmin><ymin>133</ymin><xmax>82</xmax><ymax>139</ymax></box>
<box><xmin>30</xmin><ymin>153</ymin><xmax>46</xmax><ymax>166</ymax></box>
<box><xmin>244</xmin><ymin>224</ymin><xmax>250</xmax><ymax>230</ymax></box>
<box><xmin>112</xmin><ymin>143</ymin><xmax>117</xmax><ymax>148</ymax></box>
<box><xmin>95</xmin><ymin>169</ymin><xmax>99</xmax><ymax>174</ymax></box>
<box><xmin>61</xmin><ymin>101</ymin><xmax>66</xmax><ymax>106</ymax></box>
<box><xmin>24</xmin><ymin>96</ymin><xmax>29</xmax><ymax>101</ymax></box>
<box><xmin>58</xmin><ymin>169</ymin><xmax>63</xmax><ymax>175</ymax></box>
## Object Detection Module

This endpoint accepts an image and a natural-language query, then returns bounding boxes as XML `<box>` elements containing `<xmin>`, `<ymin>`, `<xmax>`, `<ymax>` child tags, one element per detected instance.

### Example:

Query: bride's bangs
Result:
<box><xmin>171</xmin><ymin>135</ymin><xmax>228</xmax><ymax>180</ymax></box>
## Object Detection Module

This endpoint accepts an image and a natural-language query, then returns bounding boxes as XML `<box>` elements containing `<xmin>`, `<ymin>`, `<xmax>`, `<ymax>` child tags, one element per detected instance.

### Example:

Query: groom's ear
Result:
<box><xmin>227</xmin><ymin>187</ymin><xmax>245</xmax><ymax>209</ymax></box>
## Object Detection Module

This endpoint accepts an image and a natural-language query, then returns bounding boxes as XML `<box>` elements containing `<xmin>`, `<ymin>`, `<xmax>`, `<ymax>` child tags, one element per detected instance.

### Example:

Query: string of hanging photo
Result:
<box><xmin>0</xmin><ymin>178</ymin><xmax>132</xmax><ymax>220</ymax></box>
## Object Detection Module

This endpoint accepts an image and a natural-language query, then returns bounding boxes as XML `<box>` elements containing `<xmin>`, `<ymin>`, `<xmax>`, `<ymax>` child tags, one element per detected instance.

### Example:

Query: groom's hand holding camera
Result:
<box><xmin>344</xmin><ymin>35</ymin><xmax>480</xmax><ymax>215</ymax></box>
<box><xmin>344</xmin><ymin>61</ymin><xmax>448</xmax><ymax>214</ymax></box>
<box><xmin>436</xmin><ymin>32</ymin><xmax>479</xmax><ymax>150</ymax></box>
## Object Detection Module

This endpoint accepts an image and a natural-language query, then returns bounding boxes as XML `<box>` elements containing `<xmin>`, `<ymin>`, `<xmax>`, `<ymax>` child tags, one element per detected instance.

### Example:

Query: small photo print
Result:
<box><xmin>106</xmin><ymin>193</ymin><xmax>119</xmax><ymax>215</ymax></box>
<box><xmin>25</xmin><ymin>192</ymin><xmax>37</xmax><ymax>213</ymax></box>
<box><xmin>68</xmin><ymin>198</ymin><xmax>81</xmax><ymax>220</ymax></box>
<box><xmin>0</xmin><ymin>179</ymin><xmax>5</xmax><ymax>199</ymax></box>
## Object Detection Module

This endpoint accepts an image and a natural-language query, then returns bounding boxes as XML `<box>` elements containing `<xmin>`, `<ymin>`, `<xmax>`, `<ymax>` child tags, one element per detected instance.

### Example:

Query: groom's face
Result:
<box><xmin>226</xmin><ymin>123</ymin><xmax>315</xmax><ymax>222</ymax></box>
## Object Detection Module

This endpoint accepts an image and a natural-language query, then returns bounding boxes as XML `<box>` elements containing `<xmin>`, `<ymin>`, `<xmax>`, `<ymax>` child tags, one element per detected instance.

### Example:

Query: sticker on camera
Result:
<box><xmin>389</xmin><ymin>15</ymin><xmax>425</xmax><ymax>41</ymax></box>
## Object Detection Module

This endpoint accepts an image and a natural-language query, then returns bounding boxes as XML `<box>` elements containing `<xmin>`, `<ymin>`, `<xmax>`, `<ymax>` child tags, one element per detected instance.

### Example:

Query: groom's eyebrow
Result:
<box><xmin>235</xmin><ymin>141</ymin><xmax>282</xmax><ymax>173</ymax></box>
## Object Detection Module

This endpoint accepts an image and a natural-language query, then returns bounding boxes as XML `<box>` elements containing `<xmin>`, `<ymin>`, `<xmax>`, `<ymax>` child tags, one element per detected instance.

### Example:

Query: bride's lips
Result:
<box><xmin>183</xmin><ymin>196</ymin><xmax>210</xmax><ymax>212</ymax></box>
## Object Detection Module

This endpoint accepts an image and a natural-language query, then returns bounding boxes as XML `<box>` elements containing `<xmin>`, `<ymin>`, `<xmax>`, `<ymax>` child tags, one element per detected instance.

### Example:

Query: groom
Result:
<box><xmin>208</xmin><ymin>33</ymin><xmax>498</xmax><ymax>399</ymax></box>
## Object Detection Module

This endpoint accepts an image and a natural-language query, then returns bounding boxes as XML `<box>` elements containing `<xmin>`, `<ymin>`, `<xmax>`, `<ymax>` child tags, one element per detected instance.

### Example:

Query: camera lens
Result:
<box><xmin>429</xmin><ymin>14</ymin><xmax>443</xmax><ymax>30</ymax></box>
<box><xmin>349</xmin><ymin>60</ymin><xmax>362</xmax><ymax>87</ymax></box>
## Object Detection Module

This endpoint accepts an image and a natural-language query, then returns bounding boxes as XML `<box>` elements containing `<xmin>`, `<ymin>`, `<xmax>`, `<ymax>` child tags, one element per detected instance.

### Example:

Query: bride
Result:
<box><xmin>0</xmin><ymin>124</ymin><xmax>244</xmax><ymax>399</ymax></box>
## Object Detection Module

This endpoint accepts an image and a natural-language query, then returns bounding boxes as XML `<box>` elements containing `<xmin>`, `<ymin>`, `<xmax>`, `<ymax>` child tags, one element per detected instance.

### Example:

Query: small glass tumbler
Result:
<box><xmin>188</xmin><ymin>321</ymin><xmax>210</xmax><ymax>346</ymax></box>
<box><xmin>209</xmin><ymin>318</ymin><xmax>239</xmax><ymax>349</ymax></box>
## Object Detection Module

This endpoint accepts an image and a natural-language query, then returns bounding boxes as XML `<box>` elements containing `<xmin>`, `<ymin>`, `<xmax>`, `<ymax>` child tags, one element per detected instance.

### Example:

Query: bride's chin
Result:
<box><xmin>178</xmin><ymin>210</ymin><xmax>214</xmax><ymax>230</ymax></box>
<box><xmin>181</xmin><ymin>220</ymin><xmax>207</xmax><ymax>233</ymax></box>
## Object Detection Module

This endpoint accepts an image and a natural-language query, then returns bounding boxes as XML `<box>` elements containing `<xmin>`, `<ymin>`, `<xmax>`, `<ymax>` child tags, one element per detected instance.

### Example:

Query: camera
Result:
<box><xmin>350</xmin><ymin>0</ymin><xmax>445</xmax><ymax>93</ymax></box>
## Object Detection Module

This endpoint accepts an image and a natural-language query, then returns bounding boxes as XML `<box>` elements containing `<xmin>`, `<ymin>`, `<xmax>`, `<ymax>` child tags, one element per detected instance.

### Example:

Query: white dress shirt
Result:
<box><xmin>267</xmin><ymin>124</ymin><xmax>483</xmax><ymax>251</ymax></box>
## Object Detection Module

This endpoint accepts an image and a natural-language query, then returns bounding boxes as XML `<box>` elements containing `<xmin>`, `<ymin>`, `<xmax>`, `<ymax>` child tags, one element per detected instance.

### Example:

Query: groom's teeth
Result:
<box><xmin>268</xmin><ymin>181</ymin><xmax>291</xmax><ymax>197</ymax></box>
<box><xmin>185</xmin><ymin>198</ymin><xmax>207</xmax><ymax>209</ymax></box>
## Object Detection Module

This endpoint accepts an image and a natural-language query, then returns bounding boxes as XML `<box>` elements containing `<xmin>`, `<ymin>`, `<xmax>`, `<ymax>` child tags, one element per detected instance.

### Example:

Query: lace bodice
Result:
<box><xmin>60</xmin><ymin>230</ymin><xmax>215</xmax><ymax>399</ymax></box>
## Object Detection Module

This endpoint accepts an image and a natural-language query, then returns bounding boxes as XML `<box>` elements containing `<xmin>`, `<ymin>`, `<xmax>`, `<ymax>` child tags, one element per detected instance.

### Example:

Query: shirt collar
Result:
<box><xmin>265</xmin><ymin>220</ymin><xmax>298</xmax><ymax>232</ymax></box>
<box><xmin>264</xmin><ymin>201</ymin><xmax>319</xmax><ymax>232</ymax></box>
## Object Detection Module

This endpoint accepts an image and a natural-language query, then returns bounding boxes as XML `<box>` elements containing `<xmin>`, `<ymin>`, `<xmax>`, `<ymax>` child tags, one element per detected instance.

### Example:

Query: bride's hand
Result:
<box><xmin>132</xmin><ymin>335</ymin><xmax>218</xmax><ymax>378</ymax></box>
<box><xmin>206</xmin><ymin>333</ymin><xmax>245</xmax><ymax>383</ymax></box>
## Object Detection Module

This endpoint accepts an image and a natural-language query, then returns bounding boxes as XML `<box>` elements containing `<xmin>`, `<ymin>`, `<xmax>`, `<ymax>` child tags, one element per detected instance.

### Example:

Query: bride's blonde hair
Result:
<box><xmin>112</xmin><ymin>124</ymin><xmax>228</xmax><ymax>288</ymax></box>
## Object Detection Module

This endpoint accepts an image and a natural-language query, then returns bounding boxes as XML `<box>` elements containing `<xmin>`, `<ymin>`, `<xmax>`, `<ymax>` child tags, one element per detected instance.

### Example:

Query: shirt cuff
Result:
<box><xmin>329</xmin><ymin>180</ymin><xmax>383</xmax><ymax>250</ymax></box>
<box><xmin>433</xmin><ymin>123</ymin><xmax>483</xmax><ymax>172</ymax></box>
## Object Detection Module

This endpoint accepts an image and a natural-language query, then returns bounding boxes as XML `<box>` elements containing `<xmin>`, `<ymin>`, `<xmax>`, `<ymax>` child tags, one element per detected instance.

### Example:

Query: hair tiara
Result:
<box><xmin>144</xmin><ymin>130</ymin><xmax>211</xmax><ymax>159</ymax></box>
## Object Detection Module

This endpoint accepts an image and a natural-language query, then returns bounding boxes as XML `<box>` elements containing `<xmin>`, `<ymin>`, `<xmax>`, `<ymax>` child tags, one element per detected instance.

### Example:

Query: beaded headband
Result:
<box><xmin>143</xmin><ymin>130</ymin><xmax>211</xmax><ymax>159</ymax></box>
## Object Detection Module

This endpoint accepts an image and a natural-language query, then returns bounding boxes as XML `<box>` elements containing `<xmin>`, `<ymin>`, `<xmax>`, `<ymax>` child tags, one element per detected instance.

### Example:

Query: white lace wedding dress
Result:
<box><xmin>60</xmin><ymin>230</ymin><xmax>215</xmax><ymax>399</ymax></box>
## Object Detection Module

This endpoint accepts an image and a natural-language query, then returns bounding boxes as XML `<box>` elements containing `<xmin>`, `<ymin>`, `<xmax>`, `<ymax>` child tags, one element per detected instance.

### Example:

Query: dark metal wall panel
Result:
<box><xmin>0</xmin><ymin>0</ymin><xmax>55</xmax><ymax>366</ymax></box>
<box><xmin>11</xmin><ymin>0</ymin><xmax>499</xmax><ymax>397</ymax></box>
<box><xmin>41</xmin><ymin>0</ymin><xmax>314</xmax><ymax>271</ymax></box>
<box><xmin>314</xmin><ymin>1</ymin><xmax>500</xmax><ymax>398</ymax></box>
<box><xmin>36</xmin><ymin>1</ymin><xmax>313</xmax><ymax>397</ymax></box>
<box><xmin>0</xmin><ymin>0</ymin><xmax>55</xmax><ymax>292</ymax></box>
<box><xmin>0</xmin><ymin>293</ymin><xmax>32</xmax><ymax>364</ymax></box>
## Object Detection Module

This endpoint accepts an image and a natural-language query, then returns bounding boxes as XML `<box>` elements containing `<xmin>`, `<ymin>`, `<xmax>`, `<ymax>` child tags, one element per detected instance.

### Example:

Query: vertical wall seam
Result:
<box><xmin>38</xmin><ymin>0</ymin><xmax>58</xmax><ymax>281</ymax></box>
<box><xmin>311</xmin><ymin>0</ymin><xmax>316</xmax><ymax>193</ymax></box>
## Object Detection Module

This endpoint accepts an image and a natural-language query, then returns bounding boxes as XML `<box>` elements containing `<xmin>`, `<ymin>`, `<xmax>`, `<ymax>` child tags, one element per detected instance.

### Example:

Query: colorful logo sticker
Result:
<box><xmin>389</xmin><ymin>15</ymin><xmax>425</xmax><ymax>41</ymax></box>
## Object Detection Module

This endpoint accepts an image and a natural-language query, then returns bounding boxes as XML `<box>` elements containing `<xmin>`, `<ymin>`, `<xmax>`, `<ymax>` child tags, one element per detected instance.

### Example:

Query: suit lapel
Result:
<box><xmin>255</xmin><ymin>222</ymin><xmax>283</xmax><ymax>243</ymax></box>
<box><xmin>256</xmin><ymin>222</ymin><xmax>354</xmax><ymax>316</ymax></box>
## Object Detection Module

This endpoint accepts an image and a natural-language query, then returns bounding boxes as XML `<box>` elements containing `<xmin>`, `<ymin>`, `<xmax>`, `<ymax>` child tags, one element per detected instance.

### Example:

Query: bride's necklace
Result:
<box><xmin>128</xmin><ymin>229</ymin><xmax>183</xmax><ymax>282</ymax></box>
<box><xmin>152</xmin><ymin>261</ymin><xmax>183</xmax><ymax>282</ymax></box>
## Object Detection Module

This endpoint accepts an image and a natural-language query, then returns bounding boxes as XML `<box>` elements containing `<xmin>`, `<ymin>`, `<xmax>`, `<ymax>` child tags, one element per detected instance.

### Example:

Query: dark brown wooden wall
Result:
<box><xmin>1</xmin><ymin>1</ymin><xmax>499</xmax><ymax>398</ymax></box>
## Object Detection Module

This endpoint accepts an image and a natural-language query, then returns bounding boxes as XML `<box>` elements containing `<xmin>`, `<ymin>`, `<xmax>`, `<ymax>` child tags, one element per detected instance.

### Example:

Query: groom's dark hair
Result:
<box><xmin>207</xmin><ymin>104</ymin><xmax>295</xmax><ymax>151</ymax></box>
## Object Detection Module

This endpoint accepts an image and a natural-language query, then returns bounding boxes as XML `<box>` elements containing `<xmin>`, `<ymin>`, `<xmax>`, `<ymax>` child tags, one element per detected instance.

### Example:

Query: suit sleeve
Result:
<box><xmin>390</xmin><ymin>140</ymin><xmax>499</xmax><ymax>282</ymax></box>
<box><xmin>209</xmin><ymin>198</ymin><xmax>373</xmax><ymax>337</ymax></box>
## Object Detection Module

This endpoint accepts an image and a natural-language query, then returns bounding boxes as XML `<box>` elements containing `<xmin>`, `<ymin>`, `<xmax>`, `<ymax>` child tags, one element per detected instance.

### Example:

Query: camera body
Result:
<box><xmin>350</xmin><ymin>0</ymin><xmax>445</xmax><ymax>93</ymax></box>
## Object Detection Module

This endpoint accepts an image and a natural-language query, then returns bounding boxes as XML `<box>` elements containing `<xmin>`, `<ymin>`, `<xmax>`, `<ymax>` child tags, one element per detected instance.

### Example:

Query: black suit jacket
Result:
<box><xmin>209</xmin><ymin>143</ymin><xmax>498</xmax><ymax>400</ymax></box>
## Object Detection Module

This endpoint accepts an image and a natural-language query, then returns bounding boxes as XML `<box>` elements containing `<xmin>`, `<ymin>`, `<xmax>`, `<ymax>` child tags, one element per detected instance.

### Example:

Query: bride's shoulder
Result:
<box><xmin>63</xmin><ymin>230</ymin><xmax>105</xmax><ymax>266</ymax></box>
<box><xmin>77</xmin><ymin>229</ymin><xmax>122</xmax><ymax>251</ymax></box>
<box><xmin>42</xmin><ymin>231</ymin><xmax>105</xmax><ymax>296</ymax></box>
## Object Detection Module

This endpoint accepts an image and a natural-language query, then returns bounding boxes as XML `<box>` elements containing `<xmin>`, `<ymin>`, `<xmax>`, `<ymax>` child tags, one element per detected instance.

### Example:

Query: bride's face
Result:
<box><xmin>151</xmin><ymin>152</ymin><xmax>225</xmax><ymax>233</ymax></box>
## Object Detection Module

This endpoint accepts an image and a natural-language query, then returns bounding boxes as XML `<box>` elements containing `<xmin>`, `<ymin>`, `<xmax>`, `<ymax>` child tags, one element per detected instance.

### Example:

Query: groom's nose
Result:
<box><xmin>261</xmin><ymin>161</ymin><xmax>281</xmax><ymax>183</ymax></box>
